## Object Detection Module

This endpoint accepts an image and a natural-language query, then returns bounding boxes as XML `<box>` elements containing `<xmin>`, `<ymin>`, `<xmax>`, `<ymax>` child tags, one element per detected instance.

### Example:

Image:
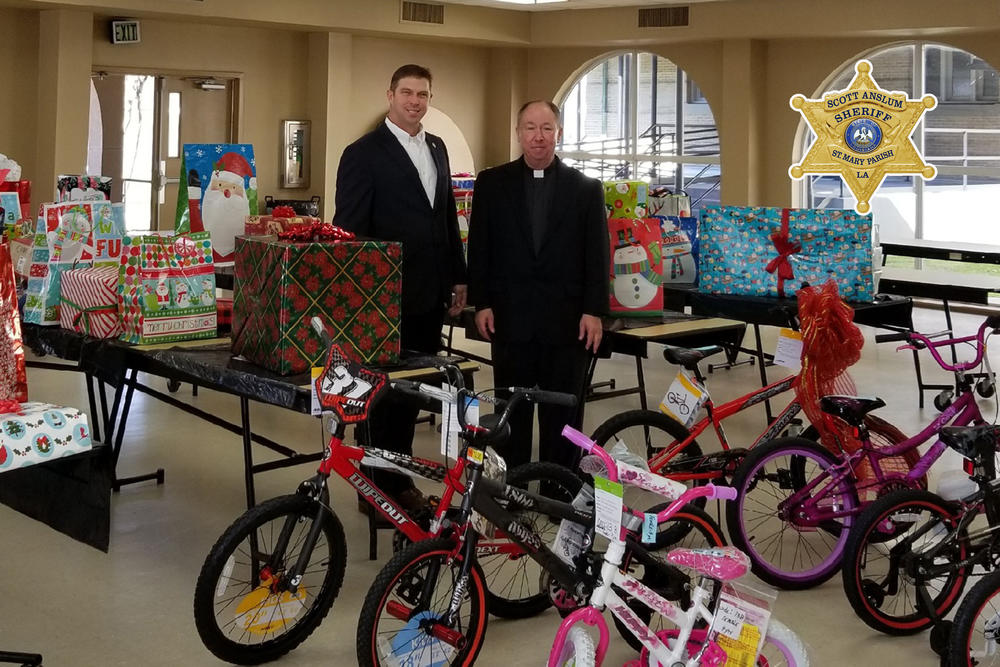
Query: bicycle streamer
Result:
<box><xmin>796</xmin><ymin>281</ymin><xmax>922</xmax><ymax>495</ymax></box>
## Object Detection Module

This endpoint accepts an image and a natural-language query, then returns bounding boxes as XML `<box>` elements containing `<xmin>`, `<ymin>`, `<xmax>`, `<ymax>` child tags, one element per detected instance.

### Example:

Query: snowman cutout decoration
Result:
<box><xmin>49</xmin><ymin>206</ymin><xmax>94</xmax><ymax>263</ymax></box>
<box><xmin>200</xmin><ymin>278</ymin><xmax>215</xmax><ymax>306</ymax></box>
<box><xmin>660</xmin><ymin>219</ymin><xmax>696</xmax><ymax>283</ymax></box>
<box><xmin>611</xmin><ymin>226</ymin><xmax>662</xmax><ymax>310</ymax></box>
<box><xmin>174</xmin><ymin>282</ymin><xmax>191</xmax><ymax>308</ymax></box>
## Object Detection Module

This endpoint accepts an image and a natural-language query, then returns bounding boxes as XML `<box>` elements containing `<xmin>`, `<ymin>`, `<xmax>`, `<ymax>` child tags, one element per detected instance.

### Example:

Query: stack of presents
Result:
<box><xmin>602</xmin><ymin>180</ymin><xmax>877</xmax><ymax>318</ymax></box>
<box><xmin>0</xmin><ymin>145</ymin><xmax>406</xmax><ymax>389</ymax></box>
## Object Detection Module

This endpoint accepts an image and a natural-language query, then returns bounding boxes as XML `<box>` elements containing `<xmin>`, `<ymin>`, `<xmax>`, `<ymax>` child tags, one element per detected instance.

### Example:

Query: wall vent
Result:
<box><xmin>401</xmin><ymin>1</ymin><xmax>445</xmax><ymax>25</ymax></box>
<box><xmin>638</xmin><ymin>6</ymin><xmax>689</xmax><ymax>28</ymax></box>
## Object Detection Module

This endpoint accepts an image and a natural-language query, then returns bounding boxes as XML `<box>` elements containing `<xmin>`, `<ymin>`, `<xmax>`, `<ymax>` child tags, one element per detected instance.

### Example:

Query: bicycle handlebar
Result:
<box><xmin>875</xmin><ymin>316</ymin><xmax>1000</xmax><ymax>373</ymax></box>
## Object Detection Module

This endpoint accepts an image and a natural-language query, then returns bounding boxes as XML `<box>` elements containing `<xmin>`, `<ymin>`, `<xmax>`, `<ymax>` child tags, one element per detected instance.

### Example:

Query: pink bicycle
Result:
<box><xmin>547</xmin><ymin>425</ymin><xmax>809</xmax><ymax>667</ymax></box>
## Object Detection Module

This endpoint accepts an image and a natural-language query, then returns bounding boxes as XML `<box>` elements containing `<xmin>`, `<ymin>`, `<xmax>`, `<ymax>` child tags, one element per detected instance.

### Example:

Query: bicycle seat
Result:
<box><xmin>665</xmin><ymin>546</ymin><xmax>750</xmax><ymax>582</ymax></box>
<box><xmin>940</xmin><ymin>424</ymin><xmax>1000</xmax><ymax>463</ymax></box>
<box><xmin>819</xmin><ymin>395</ymin><xmax>886</xmax><ymax>426</ymax></box>
<box><xmin>662</xmin><ymin>345</ymin><xmax>723</xmax><ymax>370</ymax></box>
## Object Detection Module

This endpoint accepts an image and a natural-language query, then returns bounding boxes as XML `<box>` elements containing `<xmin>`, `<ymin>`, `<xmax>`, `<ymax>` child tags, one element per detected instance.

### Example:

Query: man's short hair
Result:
<box><xmin>516</xmin><ymin>100</ymin><xmax>562</xmax><ymax>127</ymax></box>
<box><xmin>390</xmin><ymin>64</ymin><xmax>433</xmax><ymax>91</ymax></box>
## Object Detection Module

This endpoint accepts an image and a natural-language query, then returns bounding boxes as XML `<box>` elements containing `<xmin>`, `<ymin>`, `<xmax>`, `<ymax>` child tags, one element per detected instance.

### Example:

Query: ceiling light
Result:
<box><xmin>196</xmin><ymin>80</ymin><xmax>226</xmax><ymax>91</ymax></box>
<box><xmin>493</xmin><ymin>0</ymin><xmax>567</xmax><ymax>4</ymax></box>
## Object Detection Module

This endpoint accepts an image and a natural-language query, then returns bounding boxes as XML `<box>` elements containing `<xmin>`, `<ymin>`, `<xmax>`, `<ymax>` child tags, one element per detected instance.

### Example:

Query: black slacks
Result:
<box><xmin>358</xmin><ymin>307</ymin><xmax>444</xmax><ymax>495</ymax></box>
<box><xmin>490</xmin><ymin>339</ymin><xmax>589</xmax><ymax>472</ymax></box>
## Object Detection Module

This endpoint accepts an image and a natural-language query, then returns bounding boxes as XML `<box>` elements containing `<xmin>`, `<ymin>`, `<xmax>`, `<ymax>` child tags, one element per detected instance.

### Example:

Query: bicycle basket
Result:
<box><xmin>315</xmin><ymin>343</ymin><xmax>388</xmax><ymax>423</ymax></box>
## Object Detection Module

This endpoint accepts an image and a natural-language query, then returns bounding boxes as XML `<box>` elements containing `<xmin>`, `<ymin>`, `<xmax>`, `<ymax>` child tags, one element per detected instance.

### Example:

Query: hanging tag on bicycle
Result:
<box><xmin>642</xmin><ymin>513</ymin><xmax>658</xmax><ymax>543</ymax></box>
<box><xmin>773</xmin><ymin>328</ymin><xmax>803</xmax><ymax>370</ymax></box>
<box><xmin>310</xmin><ymin>366</ymin><xmax>323</xmax><ymax>416</ymax></box>
<box><xmin>441</xmin><ymin>383</ymin><xmax>478</xmax><ymax>458</ymax></box>
<box><xmin>593</xmin><ymin>476</ymin><xmax>624</xmax><ymax>540</ymax></box>
<box><xmin>659</xmin><ymin>370</ymin><xmax>707</xmax><ymax>428</ymax></box>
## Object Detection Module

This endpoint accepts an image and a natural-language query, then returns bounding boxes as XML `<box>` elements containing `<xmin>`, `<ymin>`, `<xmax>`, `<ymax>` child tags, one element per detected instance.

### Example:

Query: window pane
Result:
<box><xmin>122</xmin><ymin>180</ymin><xmax>151</xmax><ymax>231</ymax></box>
<box><xmin>167</xmin><ymin>92</ymin><xmax>181</xmax><ymax>158</ymax></box>
<box><xmin>869</xmin><ymin>175</ymin><xmax>915</xmax><ymax>241</ymax></box>
<box><xmin>122</xmin><ymin>74</ymin><xmax>154</xmax><ymax>181</ymax></box>
<box><xmin>560</xmin><ymin>54</ymin><xmax>631</xmax><ymax>156</ymax></box>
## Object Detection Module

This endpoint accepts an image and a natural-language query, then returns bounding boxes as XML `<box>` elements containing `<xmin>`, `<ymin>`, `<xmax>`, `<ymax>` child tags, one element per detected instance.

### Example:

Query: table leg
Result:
<box><xmin>85</xmin><ymin>373</ymin><xmax>101</xmax><ymax>445</ymax></box>
<box><xmin>0</xmin><ymin>650</ymin><xmax>43</xmax><ymax>666</ymax></box>
<box><xmin>634</xmin><ymin>354</ymin><xmax>648</xmax><ymax>411</ymax></box>
<box><xmin>111</xmin><ymin>368</ymin><xmax>165</xmax><ymax>491</ymax></box>
<box><xmin>240</xmin><ymin>397</ymin><xmax>256</xmax><ymax>509</ymax></box>
<box><xmin>752</xmin><ymin>324</ymin><xmax>774</xmax><ymax>423</ymax></box>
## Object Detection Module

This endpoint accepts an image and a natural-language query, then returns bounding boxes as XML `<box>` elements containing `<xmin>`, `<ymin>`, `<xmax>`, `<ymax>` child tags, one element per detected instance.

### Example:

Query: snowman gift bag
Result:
<box><xmin>657</xmin><ymin>216</ymin><xmax>699</xmax><ymax>285</ymax></box>
<box><xmin>22</xmin><ymin>203</ymin><xmax>97</xmax><ymax>325</ymax></box>
<box><xmin>608</xmin><ymin>218</ymin><xmax>664</xmax><ymax>317</ymax></box>
<box><xmin>175</xmin><ymin>144</ymin><xmax>258</xmax><ymax>265</ymax></box>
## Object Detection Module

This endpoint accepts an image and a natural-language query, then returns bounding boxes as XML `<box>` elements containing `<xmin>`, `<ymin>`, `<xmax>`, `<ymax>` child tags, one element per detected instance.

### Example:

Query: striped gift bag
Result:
<box><xmin>59</xmin><ymin>266</ymin><xmax>123</xmax><ymax>338</ymax></box>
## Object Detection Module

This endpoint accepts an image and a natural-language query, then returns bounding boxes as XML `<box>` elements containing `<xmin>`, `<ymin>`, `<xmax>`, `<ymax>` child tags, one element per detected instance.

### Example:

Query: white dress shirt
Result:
<box><xmin>385</xmin><ymin>117</ymin><xmax>437</xmax><ymax>207</ymax></box>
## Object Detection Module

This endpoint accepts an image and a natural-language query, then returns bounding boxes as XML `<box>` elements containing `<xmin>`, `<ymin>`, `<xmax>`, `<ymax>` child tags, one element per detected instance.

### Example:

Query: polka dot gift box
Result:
<box><xmin>118</xmin><ymin>231</ymin><xmax>217</xmax><ymax>344</ymax></box>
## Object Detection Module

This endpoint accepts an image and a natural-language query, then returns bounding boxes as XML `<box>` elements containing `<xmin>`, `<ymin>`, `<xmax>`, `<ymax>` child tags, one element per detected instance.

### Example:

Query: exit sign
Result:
<box><xmin>111</xmin><ymin>20</ymin><xmax>141</xmax><ymax>44</ymax></box>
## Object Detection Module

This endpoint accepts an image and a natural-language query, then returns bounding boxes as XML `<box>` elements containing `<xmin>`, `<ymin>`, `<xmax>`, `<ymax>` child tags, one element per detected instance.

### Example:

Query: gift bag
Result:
<box><xmin>57</xmin><ymin>175</ymin><xmax>112</xmax><ymax>202</ymax></box>
<box><xmin>452</xmin><ymin>173</ymin><xmax>474</xmax><ymax>255</ymax></box>
<box><xmin>649</xmin><ymin>186</ymin><xmax>692</xmax><ymax>218</ymax></box>
<box><xmin>699</xmin><ymin>206</ymin><xmax>875</xmax><ymax>301</ymax></box>
<box><xmin>0</xmin><ymin>178</ymin><xmax>30</xmax><ymax>221</ymax></box>
<box><xmin>604</xmin><ymin>181</ymin><xmax>649</xmax><ymax>219</ymax></box>
<box><xmin>1</xmin><ymin>191</ymin><xmax>21</xmax><ymax>240</ymax></box>
<box><xmin>0</xmin><ymin>244</ymin><xmax>27</xmax><ymax>403</ymax></box>
<box><xmin>175</xmin><ymin>144</ymin><xmax>258</xmax><ymax>264</ymax></box>
<box><xmin>59</xmin><ymin>266</ymin><xmax>124</xmax><ymax>339</ymax></box>
<box><xmin>119</xmin><ymin>232</ymin><xmax>217</xmax><ymax>344</ymax></box>
<box><xmin>608</xmin><ymin>218</ymin><xmax>664</xmax><ymax>316</ymax></box>
<box><xmin>90</xmin><ymin>201</ymin><xmax>127</xmax><ymax>267</ymax></box>
<box><xmin>657</xmin><ymin>215</ymin><xmax>699</xmax><ymax>285</ymax></box>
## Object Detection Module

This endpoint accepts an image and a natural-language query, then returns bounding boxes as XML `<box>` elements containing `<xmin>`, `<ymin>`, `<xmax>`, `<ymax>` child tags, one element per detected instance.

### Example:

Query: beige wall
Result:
<box><xmin>0</xmin><ymin>9</ymin><xmax>39</xmax><ymax>195</ymax></box>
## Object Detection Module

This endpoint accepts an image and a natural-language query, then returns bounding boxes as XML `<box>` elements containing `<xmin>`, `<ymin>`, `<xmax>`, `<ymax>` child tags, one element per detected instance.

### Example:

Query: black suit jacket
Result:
<box><xmin>467</xmin><ymin>157</ymin><xmax>609</xmax><ymax>345</ymax></box>
<box><xmin>333</xmin><ymin>121</ymin><xmax>467</xmax><ymax>317</ymax></box>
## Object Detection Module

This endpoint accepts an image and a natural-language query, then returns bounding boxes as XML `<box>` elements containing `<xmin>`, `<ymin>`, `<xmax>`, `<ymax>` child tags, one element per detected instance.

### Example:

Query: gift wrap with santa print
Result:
<box><xmin>175</xmin><ymin>144</ymin><xmax>258</xmax><ymax>264</ymax></box>
<box><xmin>698</xmin><ymin>206</ymin><xmax>875</xmax><ymax>301</ymax></box>
<box><xmin>608</xmin><ymin>217</ymin><xmax>664</xmax><ymax>317</ymax></box>
<box><xmin>231</xmin><ymin>235</ymin><xmax>401</xmax><ymax>375</ymax></box>
<box><xmin>604</xmin><ymin>180</ymin><xmax>649</xmax><ymax>219</ymax></box>
<box><xmin>0</xmin><ymin>403</ymin><xmax>92</xmax><ymax>473</ymax></box>
<box><xmin>118</xmin><ymin>232</ymin><xmax>217</xmax><ymax>345</ymax></box>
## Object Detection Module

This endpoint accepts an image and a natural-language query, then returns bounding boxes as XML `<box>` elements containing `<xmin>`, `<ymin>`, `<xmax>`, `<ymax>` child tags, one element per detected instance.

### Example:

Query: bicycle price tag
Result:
<box><xmin>773</xmin><ymin>328</ymin><xmax>804</xmax><ymax>370</ymax></box>
<box><xmin>593</xmin><ymin>476</ymin><xmax>624</xmax><ymax>541</ymax></box>
<box><xmin>659</xmin><ymin>370</ymin><xmax>707</xmax><ymax>428</ymax></box>
<box><xmin>441</xmin><ymin>384</ymin><xmax>478</xmax><ymax>459</ymax></box>
<box><xmin>715</xmin><ymin>599</ymin><xmax>747</xmax><ymax>639</ymax></box>
<box><xmin>310</xmin><ymin>367</ymin><xmax>323</xmax><ymax>416</ymax></box>
<box><xmin>642</xmin><ymin>513</ymin><xmax>658</xmax><ymax>544</ymax></box>
<box><xmin>709</xmin><ymin>582</ymin><xmax>775</xmax><ymax>665</ymax></box>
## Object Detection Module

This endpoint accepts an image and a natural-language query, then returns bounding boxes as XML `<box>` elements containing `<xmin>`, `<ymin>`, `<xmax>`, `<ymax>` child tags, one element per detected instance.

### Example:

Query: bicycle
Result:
<box><xmin>843</xmin><ymin>422</ymin><xmax>1000</xmax><ymax>643</ymax></box>
<box><xmin>547</xmin><ymin>425</ymin><xmax>809</xmax><ymax>667</ymax></box>
<box><xmin>192</xmin><ymin>318</ymin><xmax>582</xmax><ymax>664</ymax></box>
<box><xmin>356</xmin><ymin>394</ymin><xmax>728</xmax><ymax>666</ymax></box>
<box><xmin>728</xmin><ymin>315</ymin><xmax>1000</xmax><ymax>590</ymax></box>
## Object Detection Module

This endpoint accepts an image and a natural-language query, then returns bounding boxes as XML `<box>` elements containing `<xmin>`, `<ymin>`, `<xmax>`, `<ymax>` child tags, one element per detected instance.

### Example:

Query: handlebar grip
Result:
<box><xmin>530</xmin><ymin>390</ymin><xmax>578</xmax><ymax>407</ymax></box>
<box><xmin>561</xmin><ymin>425</ymin><xmax>594</xmax><ymax>453</ymax></box>
<box><xmin>710</xmin><ymin>485</ymin><xmax>738</xmax><ymax>501</ymax></box>
<box><xmin>875</xmin><ymin>332</ymin><xmax>909</xmax><ymax>344</ymax></box>
<box><xmin>311</xmin><ymin>316</ymin><xmax>332</xmax><ymax>348</ymax></box>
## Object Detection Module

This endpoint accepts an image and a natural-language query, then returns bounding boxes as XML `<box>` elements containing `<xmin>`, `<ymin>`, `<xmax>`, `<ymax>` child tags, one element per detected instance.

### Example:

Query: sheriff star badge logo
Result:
<box><xmin>788</xmin><ymin>60</ymin><xmax>937</xmax><ymax>214</ymax></box>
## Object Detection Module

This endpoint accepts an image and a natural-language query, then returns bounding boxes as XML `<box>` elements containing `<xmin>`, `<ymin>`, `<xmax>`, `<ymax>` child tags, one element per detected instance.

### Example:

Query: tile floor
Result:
<box><xmin>2</xmin><ymin>306</ymin><xmax>991</xmax><ymax>666</ymax></box>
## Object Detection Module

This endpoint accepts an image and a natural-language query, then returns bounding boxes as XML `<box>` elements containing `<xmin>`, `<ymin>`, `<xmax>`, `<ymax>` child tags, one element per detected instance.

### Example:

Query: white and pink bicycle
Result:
<box><xmin>548</xmin><ymin>426</ymin><xmax>810</xmax><ymax>667</ymax></box>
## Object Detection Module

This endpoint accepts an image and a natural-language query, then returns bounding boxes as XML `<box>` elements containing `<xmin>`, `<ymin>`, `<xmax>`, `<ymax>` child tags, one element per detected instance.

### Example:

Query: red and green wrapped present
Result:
<box><xmin>118</xmin><ymin>232</ymin><xmax>217</xmax><ymax>344</ymax></box>
<box><xmin>604</xmin><ymin>180</ymin><xmax>649</xmax><ymax>219</ymax></box>
<box><xmin>244</xmin><ymin>214</ymin><xmax>321</xmax><ymax>236</ymax></box>
<box><xmin>59</xmin><ymin>266</ymin><xmax>123</xmax><ymax>339</ymax></box>
<box><xmin>232</xmin><ymin>234</ymin><xmax>401</xmax><ymax>375</ymax></box>
<box><xmin>608</xmin><ymin>217</ymin><xmax>664</xmax><ymax>317</ymax></box>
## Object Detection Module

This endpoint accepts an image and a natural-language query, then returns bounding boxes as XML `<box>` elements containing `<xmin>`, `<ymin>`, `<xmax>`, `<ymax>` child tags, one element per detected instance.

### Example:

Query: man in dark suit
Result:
<box><xmin>334</xmin><ymin>64</ymin><xmax>466</xmax><ymax>511</ymax></box>
<box><xmin>467</xmin><ymin>100</ymin><xmax>608</xmax><ymax>471</ymax></box>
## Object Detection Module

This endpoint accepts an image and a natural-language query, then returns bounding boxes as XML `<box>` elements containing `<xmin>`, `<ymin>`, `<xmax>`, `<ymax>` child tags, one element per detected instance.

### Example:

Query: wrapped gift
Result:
<box><xmin>91</xmin><ymin>201</ymin><xmax>126</xmax><ymax>267</ymax></box>
<box><xmin>10</xmin><ymin>236</ymin><xmax>33</xmax><ymax>281</ymax></box>
<box><xmin>118</xmin><ymin>232</ymin><xmax>217</xmax><ymax>344</ymax></box>
<box><xmin>698</xmin><ymin>206</ymin><xmax>875</xmax><ymax>301</ymax></box>
<box><xmin>216</xmin><ymin>297</ymin><xmax>233</xmax><ymax>332</ymax></box>
<box><xmin>608</xmin><ymin>218</ymin><xmax>663</xmax><ymax>317</ymax></box>
<box><xmin>59</xmin><ymin>266</ymin><xmax>123</xmax><ymax>339</ymax></box>
<box><xmin>1</xmin><ymin>191</ymin><xmax>21</xmax><ymax>239</ymax></box>
<box><xmin>656</xmin><ymin>215</ymin><xmax>699</xmax><ymax>285</ymax></box>
<box><xmin>0</xmin><ymin>244</ymin><xmax>27</xmax><ymax>403</ymax></box>
<box><xmin>648</xmin><ymin>186</ymin><xmax>692</xmax><ymax>218</ymax></box>
<box><xmin>57</xmin><ymin>175</ymin><xmax>112</xmax><ymax>202</ymax></box>
<box><xmin>232</xmin><ymin>235</ymin><xmax>401</xmax><ymax>375</ymax></box>
<box><xmin>244</xmin><ymin>214</ymin><xmax>319</xmax><ymax>236</ymax></box>
<box><xmin>0</xmin><ymin>402</ymin><xmax>92</xmax><ymax>473</ymax></box>
<box><xmin>604</xmin><ymin>181</ymin><xmax>649</xmax><ymax>219</ymax></box>
<box><xmin>0</xmin><ymin>178</ymin><xmax>31</xmax><ymax>221</ymax></box>
<box><xmin>452</xmin><ymin>173</ymin><xmax>474</xmax><ymax>251</ymax></box>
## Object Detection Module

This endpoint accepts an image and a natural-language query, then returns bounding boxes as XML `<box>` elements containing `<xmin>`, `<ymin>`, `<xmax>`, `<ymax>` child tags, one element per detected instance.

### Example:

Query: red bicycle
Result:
<box><xmin>192</xmin><ymin>318</ymin><xmax>580</xmax><ymax>664</ymax></box>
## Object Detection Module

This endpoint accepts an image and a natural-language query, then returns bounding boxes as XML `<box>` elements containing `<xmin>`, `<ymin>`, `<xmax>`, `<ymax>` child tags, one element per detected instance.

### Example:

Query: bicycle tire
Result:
<box><xmin>590</xmin><ymin>410</ymin><xmax>705</xmax><ymax>508</ymax></box>
<box><xmin>614</xmin><ymin>504</ymin><xmax>726</xmax><ymax>652</ymax></box>
<box><xmin>552</xmin><ymin>626</ymin><xmax>596</xmax><ymax>667</ymax></box>
<box><xmin>482</xmin><ymin>461</ymin><xmax>582</xmax><ymax>619</ymax></box>
<box><xmin>357</xmin><ymin>537</ymin><xmax>488</xmax><ymax>667</ymax></box>
<box><xmin>727</xmin><ymin>436</ymin><xmax>859</xmax><ymax>589</ymax></box>
<box><xmin>193</xmin><ymin>494</ymin><xmax>347</xmax><ymax>665</ymax></box>
<box><xmin>842</xmin><ymin>488</ymin><xmax>967</xmax><ymax>635</ymax></box>
<box><xmin>757</xmin><ymin>618</ymin><xmax>810</xmax><ymax>667</ymax></box>
<box><xmin>948</xmin><ymin>569</ymin><xmax>1000</xmax><ymax>667</ymax></box>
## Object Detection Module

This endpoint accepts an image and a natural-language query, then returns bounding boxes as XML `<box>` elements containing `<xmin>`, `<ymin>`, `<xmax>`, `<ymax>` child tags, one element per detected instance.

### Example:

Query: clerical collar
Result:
<box><xmin>523</xmin><ymin>156</ymin><xmax>558</xmax><ymax>179</ymax></box>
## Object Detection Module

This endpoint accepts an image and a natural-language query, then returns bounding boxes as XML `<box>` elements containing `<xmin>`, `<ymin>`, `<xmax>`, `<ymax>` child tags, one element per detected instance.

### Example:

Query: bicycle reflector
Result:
<box><xmin>315</xmin><ymin>343</ymin><xmax>388</xmax><ymax>423</ymax></box>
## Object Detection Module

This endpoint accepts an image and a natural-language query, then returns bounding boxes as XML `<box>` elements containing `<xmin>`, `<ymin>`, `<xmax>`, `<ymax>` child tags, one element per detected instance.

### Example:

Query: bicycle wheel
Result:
<box><xmin>590</xmin><ymin>410</ymin><xmax>705</xmax><ymax>509</ymax></box>
<box><xmin>948</xmin><ymin>569</ymin><xmax>1000</xmax><ymax>667</ymax></box>
<box><xmin>842</xmin><ymin>488</ymin><xmax>967</xmax><ymax>635</ymax></box>
<box><xmin>614</xmin><ymin>504</ymin><xmax>726</xmax><ymax>652</ymax></box>
<box><xmin>193</xmin><ymin>493</ymin><xmax>347</xmax><ymax>665</ymax></box>
<box><xmin>482</xmin><ymin>461</ymin><xmax>582</xmax><ymax>619</ymax></box>
<box><xmin>727</xmin><ymin>436</ymin><xmax>859</xmax><ymax>589</ymax></box>
<box><xmin>357</xmin><ymin>537</ymin><xmax>488</xmax><ymax>667</ymax></box>
<box><xmin>757</xmin><ymin>619</ymin><xmax>810</xmax><ymax>667</ymax></box>
<box><xmin>552</xmin><ymin>626</ymin><xmax>596</xmax><ymax>667</ymax></box>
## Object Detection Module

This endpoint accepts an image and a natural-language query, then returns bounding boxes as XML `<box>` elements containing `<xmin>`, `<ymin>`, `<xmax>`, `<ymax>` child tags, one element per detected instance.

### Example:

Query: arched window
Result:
<box><xmin>557</xmin><ymin>52</ymin><xmax>721</xmax><ymax>215</ymax></box>
<box><xmin>797</xmin><ymin>43</ymin><xmax>1000</xmax><ymax>250</ymax></box>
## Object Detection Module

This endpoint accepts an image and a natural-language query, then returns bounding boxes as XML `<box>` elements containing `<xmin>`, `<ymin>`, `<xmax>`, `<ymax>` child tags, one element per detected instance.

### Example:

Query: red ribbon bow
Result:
<box><xmin>271</xmin><ymin>205</ymin><xmax>297</xmax><ymax>219</ymax></box>
<box><xmin>0</xmin><ymin>399</ymin><xmax>23</xmax><ymax>415</ymax></box>
<box><xmin>277</xmin><ymin>222</ymin><xmax>356</xmax><ymax>243</ymax></box>
<box><xmin>764</xmin><ymin>208</ymin><xmax>801</xmax><ymax>298</ymax></box>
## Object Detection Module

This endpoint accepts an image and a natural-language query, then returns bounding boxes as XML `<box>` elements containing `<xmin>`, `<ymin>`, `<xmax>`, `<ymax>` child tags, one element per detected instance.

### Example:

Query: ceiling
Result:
<box><xmin>440</xmin><ymin>0</ymin><xmax>727</xmax><ymax>12</ymax></box>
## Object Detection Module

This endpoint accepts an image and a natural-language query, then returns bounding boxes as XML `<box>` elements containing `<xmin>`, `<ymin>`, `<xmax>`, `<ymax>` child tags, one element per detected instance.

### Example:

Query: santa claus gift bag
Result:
<box><xmin>608</xmin><ymin>218</ymin><xmax>664</xmax><ymax>317</ymax></box>
<box><xmin>175</xmin><ymin>144</ymin><xmax>258</xmax><ymax>265</ymax></box>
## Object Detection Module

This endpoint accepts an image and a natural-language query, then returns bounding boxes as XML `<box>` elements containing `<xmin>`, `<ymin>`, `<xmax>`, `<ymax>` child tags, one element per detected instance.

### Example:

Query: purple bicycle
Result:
<box><xmin>726</xmin><ymin>315</ymin><xmax>1000</xmax><ymax>590</ymax></box>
